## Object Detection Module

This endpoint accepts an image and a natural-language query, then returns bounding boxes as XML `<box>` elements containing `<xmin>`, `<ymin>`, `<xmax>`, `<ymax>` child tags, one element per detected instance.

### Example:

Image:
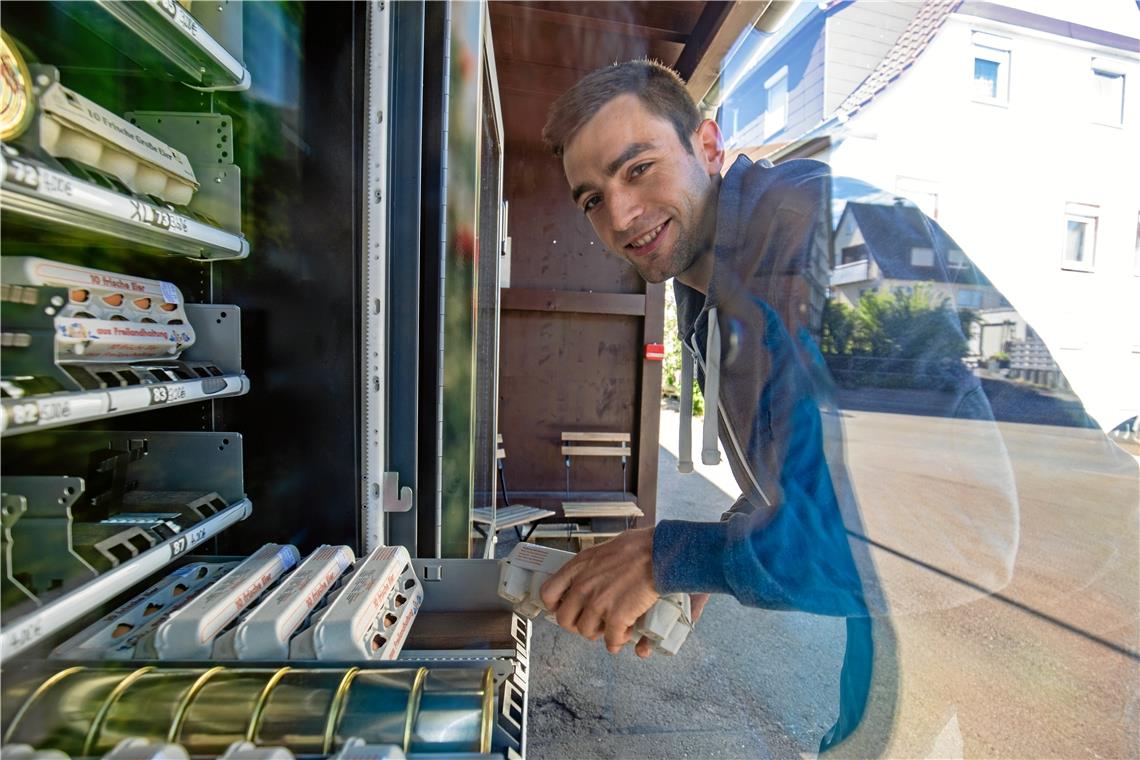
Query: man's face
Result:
<box><xmin>562</xmin><ymin>94</ymin><xmax>722</xmax><ymax>284</ymax></box>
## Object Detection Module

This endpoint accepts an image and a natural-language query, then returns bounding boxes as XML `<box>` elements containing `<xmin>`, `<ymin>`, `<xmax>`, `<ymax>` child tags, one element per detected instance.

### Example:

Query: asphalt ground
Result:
<box><xmin>520</xmin><ymin>407</ymin><xmax>1140</xmax><ymax>759</ymax></box>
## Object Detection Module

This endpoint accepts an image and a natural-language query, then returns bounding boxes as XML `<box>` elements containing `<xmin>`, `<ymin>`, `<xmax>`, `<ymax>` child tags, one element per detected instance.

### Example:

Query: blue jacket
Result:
<box><xmin>651</xmin><ymin>155</ymin><xmax>1018</xmax><ymax>752</ymax></box>
<box><xmin>653</xmin><ymin>155</ymin><xmax>869</xmax><ymax>619</ymax></box>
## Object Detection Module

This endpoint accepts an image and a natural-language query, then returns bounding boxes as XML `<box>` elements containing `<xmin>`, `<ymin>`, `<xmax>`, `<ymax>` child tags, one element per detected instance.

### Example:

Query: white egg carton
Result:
<box><xmin>310</xmin><ymin>545</ymin><xmax>422</xmax><ymax>661</ymax></box>
<box><xmin>1</xmin><ymin>256</ymin><xmax>195</xmax><ymax>362</ymax></box>
<box><xmin>51</xmin><ymin>558</ymin><xmax>239</xmax><ymax>660</ymax></box>
<box><xmin>152</xmin><ymin>543</ymin><xmax>300</xmax><ymax>659</ymax></box>
<box><xmin>212</xmin><ymin>544</ymin><xmax>355</xmax><ymax>660</ymax></box>
<box><xmin>498</xmin><ymin>542</ymin><xmax>693</xmax><ymax>655</ymax></box>
<box><xmin>34</xmin><ymin>67</ymin><xmax>199</xmax><ymax>205</ymax></box>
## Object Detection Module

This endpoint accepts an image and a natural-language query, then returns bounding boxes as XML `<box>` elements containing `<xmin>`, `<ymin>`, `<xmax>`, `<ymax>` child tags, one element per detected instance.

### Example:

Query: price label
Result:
<box><xmin>176</xmin><ymin>8</ymin><xmax>200</xmax><ymax>38</ymax></box>
<box><xmin>36</xmin><ymin>398</ymin><xmax>73</xmax><ymax>424</ymax></box>
<box><xmin>160</xmin><ymin>281</ymin><xmax>182</xmax><ymax>305</ymax></box>
<box><xmin>38</xmin><ymin>169</ymin><xmax>76</xmax><ymax>201</ymax></box>
<box><xmin>128</xmin><ymin>200</ymin><xmax>190</xmax><ymax>234</ymax></box>
<box><xmin>5</xmin><ymin>619</ymin><xmax>44</xmax><ymax>652</ymax></box>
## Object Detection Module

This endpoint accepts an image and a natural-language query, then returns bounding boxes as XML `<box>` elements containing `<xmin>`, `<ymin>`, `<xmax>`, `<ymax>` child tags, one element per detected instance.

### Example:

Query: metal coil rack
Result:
<box><xmin>1</xmin><ymin>664</ymin><xmax>496</xmax><ymax>757</ymax></box>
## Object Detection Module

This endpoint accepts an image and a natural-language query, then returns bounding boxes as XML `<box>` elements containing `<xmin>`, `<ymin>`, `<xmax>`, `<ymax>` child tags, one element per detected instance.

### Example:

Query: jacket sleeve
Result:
<box><xmin>654</xmin><ymin>390</ymin><xmax>869</xmax><ymax>618</ymax></box>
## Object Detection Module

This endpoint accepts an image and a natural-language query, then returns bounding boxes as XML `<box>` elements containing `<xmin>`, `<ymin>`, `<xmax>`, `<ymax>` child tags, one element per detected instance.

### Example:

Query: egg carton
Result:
<box><xmin>51</xmin><ymin>558</ymin><xmax>240</xmax><ymax>660</ymax></box>
<box><xmin>211</xmin><ymin>544</ymin><xmax>355</xmax><ymax>660</ymax></box>
<box><xmin>1</xmin><ymin>257</ymin><xmax>195</xmax><ymax>362</ymax></box>
<box><xmin>150</xmin><ymin>543</ymin><xmax>300</xmax><ymax>659</ymax></box>
<box><xmin>498</xmin><ymin>542</ymin><xmax>693</xmax><ymax>655</ymax></box>
<box><xmin>309</xmin><ymin>545</ymin><xmax>422</xmax><ymax>661</ymax></box>
<box><xmin>32</xmin><ymin>65</ymin><xmax>198</xmax><ymax>205</ymax></box>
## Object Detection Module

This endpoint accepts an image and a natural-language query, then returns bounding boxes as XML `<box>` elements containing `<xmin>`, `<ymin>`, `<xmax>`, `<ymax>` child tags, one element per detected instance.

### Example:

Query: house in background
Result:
<box><xmin>717</xmin><ymin>0</ymin><xmax>1140</xmax><ymax>430</ymax></box>
<box><xmin>831</xmin><ymin>200</ymin><xmax>1007</xmax><ymax>360</ymax></box>
<box><xmin>832</xmin><ymin>202</ymin><xmax>1000</xmax><ymax>306</ymax></box>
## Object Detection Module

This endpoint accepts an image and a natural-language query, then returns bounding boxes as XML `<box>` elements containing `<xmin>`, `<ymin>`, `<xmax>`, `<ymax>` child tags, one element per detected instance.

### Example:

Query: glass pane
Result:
<box><xmin>1066</xmin><ymin>219</ymin><xmax>1088</xmax><ymax>262</ymax></box>
<box><xmin>974</xmin><ymin>57</ymin><xmax>1000</xmax><ymax>98</ymax></box>
<box><xmin>1093</xmin><ymin>70</ymin><xmax>1124</xmax><ymax>124</ymax></box>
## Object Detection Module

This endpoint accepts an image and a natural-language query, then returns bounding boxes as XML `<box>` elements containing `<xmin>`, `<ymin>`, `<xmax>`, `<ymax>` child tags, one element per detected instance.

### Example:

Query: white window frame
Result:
<box><xmin>911</xmin><ymin>247</ymin><xmax>935</xmax><ymax>267</ymax></box>
<box><xmin>1091</xmin><ymin>57</ymin><xmax>1126</xmax><ymax>127</ymax></box>
<box><xmin>947</xmin><ymin>249</ymin><xmax>967</xmax><ymax>268</ymax></box>
<box><xmin>1062</xmin><ymin>202</ymin><xmax>1098</xmax><ymax>272</ymax></box>
<box><xmin>764</xmin><ymin>66</ymin><xmax>788</xmax><ymax>139</ymax></box>
<box><xmin>1133</xmin><ymin>210</ymin><xmax>1139</xmax><ymax>276</ymax></box>
<box><xmin>972</xmin><ymin>32</ymin><xmax>1011</xmax><ymax>106</ymax></box>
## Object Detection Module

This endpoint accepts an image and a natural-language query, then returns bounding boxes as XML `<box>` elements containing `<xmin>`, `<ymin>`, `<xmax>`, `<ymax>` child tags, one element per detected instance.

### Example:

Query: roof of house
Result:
<box><xmin>841</xmin><ymin>201</ymin><xmax>992</xmax><ymax>286</ymax></box>
<box><xmin>835</xmin><ymin>0</ymin><xmax>962</xmax><ymax>120</ymax></box>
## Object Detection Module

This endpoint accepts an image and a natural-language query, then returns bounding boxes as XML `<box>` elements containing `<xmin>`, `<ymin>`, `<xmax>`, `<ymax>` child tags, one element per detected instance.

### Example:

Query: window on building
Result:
<box><xmin>958</xmin><ymin>289</ymin><xmax>983</xmax><ymax>308</ymax></box>
<box><xmin>972</xmin><ymin>32</ymin><xmax>1011</xmax><ymax>105</ymax></box>
<box><xmin>1092</xmin><ymin>62</ymin><xmax>1125</xmax><ymax>126</ymax></box>
<box><xmin>1062</xmin><ymin>203</ymin><xmax>1098</xmax><ymax>271</ymax></box>
<box><xmin>764</xmin><ymin>67</ymin><xmax>788</xmax><ymax>139</ymax></box>
<box><xmin>911</xmin><ymin>247</ymin><xmax>935</xmax><ymax>267</ymax></box>
<box><xmin>947</xmin><ymin>249</ymin><xmax>967</xmax><ymax>268</ymax></box>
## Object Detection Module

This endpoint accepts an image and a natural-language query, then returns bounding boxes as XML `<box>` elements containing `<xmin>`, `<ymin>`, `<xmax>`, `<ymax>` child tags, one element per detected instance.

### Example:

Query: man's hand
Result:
<box><xmin>540</xmin><ymin>527</ymin><xmax>659</xmax><ymax>654</ymax></box>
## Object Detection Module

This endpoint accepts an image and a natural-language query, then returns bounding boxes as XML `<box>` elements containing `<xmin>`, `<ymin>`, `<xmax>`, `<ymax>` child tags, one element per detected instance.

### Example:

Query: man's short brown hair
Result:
<box><xmin>542</xmin><ymin>59</ymin><xmax>701</xmax><ymax>158</ymax></box>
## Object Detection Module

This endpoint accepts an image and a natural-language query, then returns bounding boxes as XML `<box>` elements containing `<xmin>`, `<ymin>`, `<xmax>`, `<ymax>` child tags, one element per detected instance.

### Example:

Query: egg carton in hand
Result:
<box><xmin>498</xmin><ymin>542</ymin><xmax>692</xmax><ymax>655</ymax></box>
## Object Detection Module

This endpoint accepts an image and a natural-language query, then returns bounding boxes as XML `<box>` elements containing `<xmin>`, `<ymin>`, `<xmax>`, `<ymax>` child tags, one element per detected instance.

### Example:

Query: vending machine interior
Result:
<box><xmin>0</xmin><ymin>2</ymin><xmax>528</xmax><ymax>757</ymax></box>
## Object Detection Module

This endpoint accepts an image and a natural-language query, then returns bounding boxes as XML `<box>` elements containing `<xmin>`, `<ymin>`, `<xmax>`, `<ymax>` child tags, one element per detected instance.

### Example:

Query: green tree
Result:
<box><xmin>663</xmin><ymin>283</ymin><xmax>705</xmax><ymax>416</ymax></box>
<box><xmin>821</xmin><ymin>299</ymin><xmax>856</xmax><ymax>355</ymax></box>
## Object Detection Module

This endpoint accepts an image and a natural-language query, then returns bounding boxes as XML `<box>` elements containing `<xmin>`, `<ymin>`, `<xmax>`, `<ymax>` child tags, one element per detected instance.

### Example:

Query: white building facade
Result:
<box><xmin>734</xmin><ymin>0</ymin><xmax>1140</xmax><ymax>430</ymax></box>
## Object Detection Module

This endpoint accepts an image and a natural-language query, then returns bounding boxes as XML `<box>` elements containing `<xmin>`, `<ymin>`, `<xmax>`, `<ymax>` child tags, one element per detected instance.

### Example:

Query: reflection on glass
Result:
<box><xmin>512</xmin><ymin>1</ymin><xmax>1139</xmax><ymax>758</ymax></box>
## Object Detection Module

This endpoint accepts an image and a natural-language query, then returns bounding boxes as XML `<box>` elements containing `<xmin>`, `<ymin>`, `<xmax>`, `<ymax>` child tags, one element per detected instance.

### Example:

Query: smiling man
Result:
<box><xmin>538</xmin><ymin>60</ymin><xmax>878</xmax><ymax>752</ymax></box>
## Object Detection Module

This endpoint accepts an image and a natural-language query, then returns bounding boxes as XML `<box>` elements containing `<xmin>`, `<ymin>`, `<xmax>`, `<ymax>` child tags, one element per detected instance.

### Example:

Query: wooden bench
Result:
<box><xmin>472</xmin><ymin>434</ymin><xmax>554</xmax><ymax>557</ymax></box>
<box><xmin>561</xmin><ymin>501</ymin><xmax>643</xmax><ymax>519</ymax></box>
<box><xmin>529</xmin><ymin>522</ymin><xmax>623</xmax><ymax>549</ymax></box>
<box><xmin>554</xmin><ymin>431</ymin><xmax>641</xmax><ymax>545</ymax></box>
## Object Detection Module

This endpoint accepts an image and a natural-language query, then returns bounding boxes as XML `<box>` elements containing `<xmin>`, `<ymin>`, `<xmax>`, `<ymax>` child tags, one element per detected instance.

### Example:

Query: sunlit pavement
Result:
<box><xmin>527</xmin><ymin>407</ymin><xmax>1139</xmax><ymax>759</ymax></box>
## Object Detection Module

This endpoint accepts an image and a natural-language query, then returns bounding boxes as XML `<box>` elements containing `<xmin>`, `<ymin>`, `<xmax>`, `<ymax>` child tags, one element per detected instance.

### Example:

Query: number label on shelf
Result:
<box><xmin>129</xmin><ymin>200</ymin><xmax>190</xmax><ymax>234</ymax></box>
<box><xmin>168</xmin><ymin>526</ymin><xmax>209</xmax><ymax>559</ymax></box>
<box><xmin>7</xmin><ymin>159</ymin><xmax>40</xmax><ymax>190</ymax></box>
<box><xmin>149</xmin><ymin>384</ymin><xmax>189</xmax><ymax>405</ymax></box>
<box><xmin>7</xmin><ymin>402</ymin><xmax>40</xmax><ymax>428</ymax></box>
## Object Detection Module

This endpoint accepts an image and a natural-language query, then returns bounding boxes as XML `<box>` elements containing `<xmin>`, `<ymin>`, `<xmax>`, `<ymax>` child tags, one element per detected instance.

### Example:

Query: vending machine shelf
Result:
<box><xmin>0</xmin><ymin>496</ymin><xmax>252</xmax><ymax>663</ymax></box>
<box><xmin>60</xmin><ymin>0</ymin><xmax>251</xmax><ymax>91</ymax></box>
<box><xmin>2</xmin><ymin>298</ymin><xmax>248</xmax><ymax>437</ymax></box>
<box><xmin>0</xmin><ymin>149</ymin><xmax>249</xmax><ymax>261</ymax></box>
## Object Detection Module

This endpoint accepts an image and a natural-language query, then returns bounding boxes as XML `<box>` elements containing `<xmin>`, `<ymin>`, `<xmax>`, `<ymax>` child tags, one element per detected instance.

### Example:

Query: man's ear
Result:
<box><xmin>693</xmin><ymin>119</ymin><xmax>725</xmax><ymax>176</ymax></box>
